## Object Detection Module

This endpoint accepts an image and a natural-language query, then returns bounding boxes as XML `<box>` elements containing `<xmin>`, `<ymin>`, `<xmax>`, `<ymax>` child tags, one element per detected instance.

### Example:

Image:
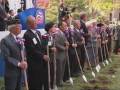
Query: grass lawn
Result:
<box><xmin>0</xmin><ymin>54</ymin><xmax>120</xmax><ymax>90</ymax></box>
<box><xmin>0</xmin><ymin>77</ymin><xmax>4</xmax><ymax>90</ymax></box>
<box><xmin>60</xmin><ymin>54</ymin><xmax>120</xmax><ymax>90</ymax></box>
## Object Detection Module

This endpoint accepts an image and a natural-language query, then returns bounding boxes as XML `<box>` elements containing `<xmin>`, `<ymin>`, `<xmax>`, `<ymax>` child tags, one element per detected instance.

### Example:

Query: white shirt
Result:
<box><xmin>11</xmin><ymin>33</ymin><xmax>18</xmax><ymax>41</ymax></box>
<box><xmin>75</xmin><ymin>28</ymin><xmax>80</xmax><ymax>33</ymax></box>
<box><xmin>31</xmin><ymin>29</ymin><xmax>41</xmax><ymax>43</ymax></box>
<box><xmin>31</xmin><ymin>29</ymin><xmax>36</xmax><ymax>34</ymax></box>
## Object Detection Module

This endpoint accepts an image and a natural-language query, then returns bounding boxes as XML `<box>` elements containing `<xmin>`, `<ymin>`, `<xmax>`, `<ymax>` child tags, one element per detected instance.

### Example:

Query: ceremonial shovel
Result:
<box><xmin>66</xmin><ymin>47</ymin><xmax>73</xmax><ymax>85</ymax></box>
<box><xmin>83</xmin><ymin>43</ymin><xmax>96</xmax><ymax>78</ymax></box>
<box><xmin>68</xmin><ymin>12</ymin><xmax>88</xmax><ymax>83</ymax></box>
<box><xmin>103</xmin><ymin>44</ymin><xmax>109</xmax><ymax>65</ymax></box>
<box><xmin>52</xmin><ymin>35</ymin><xmax>58</xmax><ymax>90</ymax></box>
<box><xmin>47</xmin><ymin>45</ymin><xmax>51</xmax><ymax>90</ymax></box>
<box><xmin>99</xmin><ymin>43</ymin><xmax>106</xmax><ymax>67</ymax></box>
<box><xmin>21</xmin><ymin>41</ymin><xmax>29</xmax><ymax>90</ymax></box>
<box><xmin>91</xmin><ymin>33</ymin><xmax>101</xmax><ymax>73</ymax></box>
<box><xmin>72</xmin><ymin>37</ymin><xmax>88</xmax><ymax>83</ymax></box>
<box><xmin>105</xmin><ymin>42</ymin><xmax>112</xmax><ymax>63</ymax></box>
<box><xmin>74</xmin><ymin>47</ymin><xmax>88</xmax><ymax>83</ymax></box>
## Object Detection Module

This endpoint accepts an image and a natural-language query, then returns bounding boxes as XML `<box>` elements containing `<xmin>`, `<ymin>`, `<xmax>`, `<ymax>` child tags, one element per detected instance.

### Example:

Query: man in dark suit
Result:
<box><xmin>73</xmin><ymin>20</ymin><xmax>86</xmax><ymax>71</ymax></box>
<box><xmin>0</xmin><ymin>19</ymin><xmax>27</xmax><ymax>90</ymax></box>
<box><xmin>24</xmin><ymin>16</ymin><xmax>49</xmax><ymax>90</ymax></box>
<box><xmin>80</xmin><ymin>12</ymin><xmax>88</xmax><ymax>34</ymax></box>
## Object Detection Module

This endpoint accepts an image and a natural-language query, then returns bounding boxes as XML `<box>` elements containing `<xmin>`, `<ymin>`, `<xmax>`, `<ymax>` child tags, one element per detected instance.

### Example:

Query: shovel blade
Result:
<box><xmin>103</xmin><ymin>62</ymin><xmax>106</xmax><ymax>66</ymax></box>
<box><xmin>82</xmin><ymin>75</ymin><xmax>88</xmax><ymax>83</ymax></box>
<box><xmin>98</xmin><ymin>64</ymin><xmax>101</xmax><ymax>70</ymax></box>
<box><xmin>69</xmin><ymin>77</ymin><xmax>73</xmax><ymax>85</ymax></box>
<box><xmin>96</xmin><ymin>66</ymin><xmax>99</xmax><ymax>73</ymax></box>
<box><xmin>52</xmin><ymin>86</ymin><xmax>58</xmax><ymax>90</ymax></box>
<box><xmin>92</xmin><ymin>72</ymin><xmax>96</xmax><ymax>78</ymax></box>
<box><xmin>109</xmin><ymin>58</ymin><xmax>112</xmax><ymax>62</ymax></box>
<box><xmin>105</xmin><ymin>60</ymin><xmax>109</xmax><ymax>65</ymax></box>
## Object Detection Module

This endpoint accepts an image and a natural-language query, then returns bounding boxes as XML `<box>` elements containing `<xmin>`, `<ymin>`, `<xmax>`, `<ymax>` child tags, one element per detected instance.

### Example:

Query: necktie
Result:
<box><xmin>16</xmin><ymin>37</ymin><xmax>19</xmax><ymax>42</ymax></box>
<box><xmin>35</xmin><ymin>32</ymin><xmax>41</xmax><ymax>44</ymax></box>
<box><xmin>15</xmin><ymin>37</ymin><xmax>21</xmax><ymax>49</ymax></box>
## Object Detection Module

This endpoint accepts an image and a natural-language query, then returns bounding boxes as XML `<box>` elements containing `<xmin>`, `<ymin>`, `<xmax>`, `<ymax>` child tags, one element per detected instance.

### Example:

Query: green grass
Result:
<box><xmin>0</xmin><ymin>54</ymin><xmax>120</xmax><ymax>90</ymax></box>
<box><xmin>0</xmin><ymin>77</ymin><xmax>4</xmax><ymax>89</ymax></box>
<box><xmin>60</xmin><ymin>55</ymin><xmax>120</xmax><ymax>90</ymax></box>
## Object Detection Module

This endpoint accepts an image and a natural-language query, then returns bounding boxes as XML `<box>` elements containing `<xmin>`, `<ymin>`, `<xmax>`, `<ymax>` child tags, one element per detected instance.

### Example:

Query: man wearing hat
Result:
<box><xmin>0</xmin><ymin>19</ymin><xmax>27</xmax><ymax>90</ymax></box>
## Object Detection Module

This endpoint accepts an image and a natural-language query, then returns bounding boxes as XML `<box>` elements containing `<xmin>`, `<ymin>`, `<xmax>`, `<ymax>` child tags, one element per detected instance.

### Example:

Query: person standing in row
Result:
<box><xmin>73</xmin><ymin>20</ymin><xmax>86</xmax><ymax>71</ymax></box>
<box><xmin>59</xmin><ymin>21</ymin><xmax>71</xmax><ymax>82</ymax></box>
<box><xmin>55</xmin><ymin>21</ymin><xmax>69</xmax><ymax>87</ymax></box>
<box><xmin>24</xmin><ymin>16</ymin><xmax>49</xmax><ymax>90</ymax></box>
<box><xmin>80</xmin><ymin>12</ymin><xmax>88</xmax><ymax>34</ymax></box>
<box><xmin>86</xmin><ymin>24</ymin><xmax>98</xmax><ymax>67</ymax></box>
<box><xmin>0</xmin><ymin>19</ymin><xmax>27</xmax><ymax>90</ymax></box>
<box><xmin>45</xmin><ymin>22</ymin><xmax>57</xmax><ymax>89</ymax></box>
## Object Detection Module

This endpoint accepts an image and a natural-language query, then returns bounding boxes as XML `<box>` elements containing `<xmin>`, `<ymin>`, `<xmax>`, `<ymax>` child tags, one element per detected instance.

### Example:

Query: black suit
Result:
<box><xmin>74</xmin><ymin>28</ymin><xmax>86</xmax><ymax>70</ymax></box>
<box><xmin>80</xmin><ymin>20</ymin><xmax>88</xmax><ymax>34</ymax></box>
<box><xmin>24</xmin><ymin>30</ymin><xmax>48</xmax><ymax>90</ymax></box>
<box><xmin>80</xmin><ymin>20</ymin><xmax>89</xmax><ymax>44</ymax></box>
<box><xmin>63</xmin><ymin>29</ymin><xmax>79</xmax><ymax>77</ymax></box>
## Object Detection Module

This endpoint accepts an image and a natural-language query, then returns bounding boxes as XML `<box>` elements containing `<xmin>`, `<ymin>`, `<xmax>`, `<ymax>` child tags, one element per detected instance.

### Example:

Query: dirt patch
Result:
<box><xmin>107</xmin><ymin>69</ymin><xmax>116</xmax><ymax>75</ymax></box>
<box><xmin>97</xmin><ymin>76</ymin><xmax>111</xmax><ymax>84</ymax></box>
<box><xmin>112</xmin><ymin>64</ymin><xmax>120</xmax><ymax>69</ymax></box>
<box><xmin>89</xmin><ymin>76</ymin><xmax>111</xmax><ymax>85</ymax></box>
<box><xmin>89</xmin><ymin>79</ymin><xmax>99</xmax><ymax>84</ymax></box>
<box><xmin>112</xmin><ymin>65</ymin><xmax>118</xmax><ymax>68</ymax></box>
<box><xmin>81</xmin><ymin>85</ymin><xmax>110</xmax><ymax>90</ymax></box>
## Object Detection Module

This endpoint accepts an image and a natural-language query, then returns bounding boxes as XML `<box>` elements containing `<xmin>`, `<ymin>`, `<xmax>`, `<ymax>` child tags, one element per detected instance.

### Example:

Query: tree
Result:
<box><xmin>85</xmin><ymin>0</ymin><xmax>119</xmax><ymax>18</ymax></box>
<box><xmin>45</xmin><ymin>0</ymin><xmax>120</xmax><ymax>22</ymax></box>
<box><xmin>46</xmin><ymin>0</ymin><xmax>85</xmax><ymax>22</ymax></box>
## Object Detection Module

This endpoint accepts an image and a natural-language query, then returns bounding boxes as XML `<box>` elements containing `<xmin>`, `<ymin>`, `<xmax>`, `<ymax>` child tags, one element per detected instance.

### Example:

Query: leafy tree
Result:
<box><xmin>45</xmin><ymin>0</ymin><xmax>120</xmax><ymax>22</ymax></box>
<box><xmin>46</xmin><ymin>0</ymin><xmax>85</xmax><ymax>22</ymax></box>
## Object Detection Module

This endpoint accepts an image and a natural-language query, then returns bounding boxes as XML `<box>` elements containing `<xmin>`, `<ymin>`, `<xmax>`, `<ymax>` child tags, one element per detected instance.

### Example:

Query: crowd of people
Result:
<box><xmin>0</xmin><ymin>0</ymin><xmax>23</xmax><ymax>31</ymax></box>
<box><xmin>0</xmin><ymin>12</ymin><xmax>114</xmax><ymax>90</ymax></box>
<box><xmin>0</xmin><ymin>1</ymin><xmax>119</xmax><ymax>90</ymax></box>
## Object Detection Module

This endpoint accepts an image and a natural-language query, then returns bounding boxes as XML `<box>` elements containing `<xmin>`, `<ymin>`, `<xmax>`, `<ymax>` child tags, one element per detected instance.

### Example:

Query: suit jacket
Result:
<box><xmin>63</xmin><ymin>29</ymin><xmax>73</xmax><ymax>44</ymax></box>
<box><xmin>80</xmin><ymin>20</ymin><xmax>88</xmax><ymax>34</ymax></box>
<box><xmin>0</xmin><ymin>34</ymin><xmax>22</xmax><ymax>77</ymax></box>
<box><xmin>73</xmin><ymin>28</ymin><xmax>86</xmax><ymax>60</ymax></box>
<box><xmin>54</xmin><ymin>30</ymin><xmax>67</xmax><ymax>60</ymax></box>
<box><xmin>73</xmin><ymin>28</ymin><xmax>83</xmax><ymax>46</ymax></box>
<box><xmin>23</xmin><ymin>29</ymin><xmax>46</xmax><ymax>71</ymax></box>
<box><xmin>63</xmin><ymin>29</ymin><xmax>76</xmax><ymax>55</ymax></box>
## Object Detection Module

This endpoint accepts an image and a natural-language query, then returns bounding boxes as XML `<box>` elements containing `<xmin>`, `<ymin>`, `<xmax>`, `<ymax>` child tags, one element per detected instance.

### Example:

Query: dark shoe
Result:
<box><xmin>72</xmin><ymin>73</ymin><xmax>80</xmax><ymax>77</ymax></box>
<box><xmin>57</xmin><ymin>83</ymin><xmax>63</xmax><ymax>87</ymax></box>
